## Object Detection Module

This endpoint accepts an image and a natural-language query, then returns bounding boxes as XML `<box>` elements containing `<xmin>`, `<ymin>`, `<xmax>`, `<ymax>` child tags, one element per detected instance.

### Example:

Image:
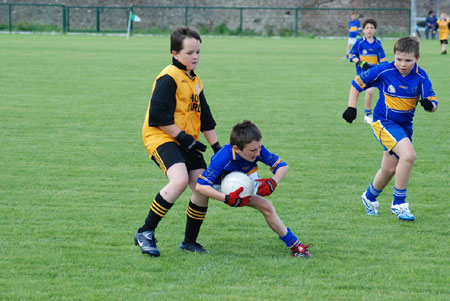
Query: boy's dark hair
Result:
<box><xmin>394</xmin><ymin>36</ymin><xmax>420</xmax><ymax>58</ymax></box>
<box><xmin>363</xmin><ymin>18</ymin><xmax>377</xmax><ymax>29</ymax></box>
<box><xmin>230</xmin><ymin>120</ymin><xmax>262</xmax><ymax>150</ymax></box>
<box><xmin>170</xmin><ymin>27</ymin><xmax>201</xmax><ymax>53</ymax></box>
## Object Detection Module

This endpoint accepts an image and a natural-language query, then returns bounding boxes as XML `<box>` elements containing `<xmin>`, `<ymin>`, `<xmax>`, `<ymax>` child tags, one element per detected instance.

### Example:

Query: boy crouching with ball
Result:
<box><xmin>196</xmin><ymin>120</ymin><xmax>312</xmax><ymax>257</ymax></box>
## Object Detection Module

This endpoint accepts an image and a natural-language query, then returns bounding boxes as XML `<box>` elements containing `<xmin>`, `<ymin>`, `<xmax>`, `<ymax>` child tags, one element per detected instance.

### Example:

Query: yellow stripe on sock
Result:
<box><xmin>187</xmin><ymin>207</ymin><xmax>206</xmax><ymax>220</ymax></box>
<box><xmin>151</xmin><ymin>200</ymin><xmax>168</xmax><ymax>217</ymax></box>
<box><xmin>288</xmin><ymin>240</ymin><xmax>300</xmax><ymax>249</ymax></box>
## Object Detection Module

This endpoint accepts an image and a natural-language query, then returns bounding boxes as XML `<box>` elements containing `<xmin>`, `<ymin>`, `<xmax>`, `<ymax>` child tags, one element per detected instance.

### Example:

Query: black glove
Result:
<box><xmin>342</xmin><ymin>107</ymin><xmax>357</xmax><ymax>123</ymax></box>
<box><xmin>175</xmin><ymin>131</ymin><xmax>207</xmax><ymax>154</ymax></box>
<box><xmin>358</xmin><ymin>61</ymin><xmax>371</xmax><ymax>71</ymax></box>
<box><xmin>419</xmin><ymin>98</ymin><xmax>434</xmax><ymax>111</ymax></box>
<box><xmin>211</xmin><ymin>141</ymin><xmax>222</xmax><ymax>154</ymax></box>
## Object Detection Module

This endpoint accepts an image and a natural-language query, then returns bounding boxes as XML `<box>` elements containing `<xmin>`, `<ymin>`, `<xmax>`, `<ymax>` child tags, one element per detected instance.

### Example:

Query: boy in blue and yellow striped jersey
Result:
<box><xmin>345</xmin><ymin>12</ymin><xmax>361</xmax><ymax>59</ymax></box>
<box><xmin>348</xmin><ymin>18</ymin><xmax>388</xmax><ymax>123</ymax></box>
<box><xmin>342</xmin><ymin>37</ymin><xmax>438</xmax><ymax>221</ymax></box>
<box><xmin>196</xmin><ymin>120</ymin><xmax>312</xmax><ymax>257</ymax></box>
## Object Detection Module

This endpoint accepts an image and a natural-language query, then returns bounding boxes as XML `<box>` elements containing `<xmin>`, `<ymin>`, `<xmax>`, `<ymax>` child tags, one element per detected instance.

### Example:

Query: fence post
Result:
<box><xmin>67</xmin><ymin>7</ymin><xmax>70</xmax><ymax>32</ymax></box>
<box><xmin>295</xmin><ymin>8</ymin><xmax>298</xmax><ymax>36</ymax></box>
<box><xmin>185</xmin><ymin>7</ymin><xmax>188</xmax><ymax>27</ymax></box>
<box><xmin>96</xmin><ymin>7</ymin><xmax>100</xmax><ymax>32</ymax></box>
<box><xmin>8</xmin><ymin>4</ymin><xmax>12</xmax><ymax>33</ymax></box>
<box><xmin>239</xmin><ymin>8</ymin><xmax>243</xmax><ymax>35</ymax></box>
<box><xmin>62</xmin><ymin>5</ymin><xmax>66</xmax><ymax>33</ymax></box>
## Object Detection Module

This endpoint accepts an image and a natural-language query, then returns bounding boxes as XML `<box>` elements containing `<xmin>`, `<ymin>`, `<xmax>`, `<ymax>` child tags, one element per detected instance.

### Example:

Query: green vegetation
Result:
<box><xmin>12</xmin><ymin>22</ymin><xmax>61</xmax><ymax>32</ymax></box>
<box><xmin>0</xmin><ymin>34</ymin><xmax>449</xmax><ymax>300</ymax></box>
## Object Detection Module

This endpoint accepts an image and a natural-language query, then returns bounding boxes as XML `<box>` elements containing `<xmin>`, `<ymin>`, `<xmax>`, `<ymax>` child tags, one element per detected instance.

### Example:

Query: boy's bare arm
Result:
<box><xmin>272</xmin><ymin>165</ymin><xmax>289</xmax><ymax>184</ymax></box>
<box><xmin>203</xmin><ymin>129</ymin><xmax>220</xmax><ymax>146</ymax></box>
<box><xmin>342</xmin><ymin>86</ymin><xmax>361</xmax><ymax>123</ymax></box>
<box><xmin>347</xmin><ymin>86</ymin><xmax>360</xmax><ymax>108</ymax></box>
<box><xmin>195</xmin><ymin>183</ymin><xmax>226</xmax><ymax>202</ymax></box>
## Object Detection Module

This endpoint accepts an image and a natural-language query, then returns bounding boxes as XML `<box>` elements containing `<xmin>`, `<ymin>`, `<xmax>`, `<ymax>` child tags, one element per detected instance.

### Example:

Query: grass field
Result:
<box><xmin>1</xmin><ymin>33</ymin><xmax>449</xmax><ymax>300</ymax></box>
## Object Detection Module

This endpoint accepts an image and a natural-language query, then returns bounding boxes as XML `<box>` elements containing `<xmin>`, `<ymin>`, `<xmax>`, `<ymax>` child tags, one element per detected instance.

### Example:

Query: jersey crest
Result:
<box><xmin>388</xmin><ymin>85</ymin><xmax>396</xmax><ymax>93</ymax></box>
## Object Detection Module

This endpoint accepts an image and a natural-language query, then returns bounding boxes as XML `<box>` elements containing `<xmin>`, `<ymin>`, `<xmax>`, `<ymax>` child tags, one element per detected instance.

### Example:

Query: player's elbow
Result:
<box><xmin>194</xmin><ymin>183</ymin><xmax>204</xmax><ymax>194</ymax></box>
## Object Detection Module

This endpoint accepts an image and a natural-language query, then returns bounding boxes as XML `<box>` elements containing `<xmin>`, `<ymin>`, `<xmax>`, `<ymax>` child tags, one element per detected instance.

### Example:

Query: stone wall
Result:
<box><xmin>1</xmin><ymin>0</ymin><xmax>449</xmax><ymax>35</ymax></box>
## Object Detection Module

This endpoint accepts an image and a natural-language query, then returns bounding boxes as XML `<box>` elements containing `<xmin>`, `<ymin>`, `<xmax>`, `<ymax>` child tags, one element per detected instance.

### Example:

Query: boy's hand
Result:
<box><xmin>224</xmin><ymin>187</ymin><xmax>251</xmax><ymax>207</ymax></box>
<box><xmin>211</xmin><ymin>141</ymin><xmax>222</xmax><ymax>153</ymax></box>
<box><xmin>256</xmin><ymin>178</ymin><xmax>277</xmax><ymax>196</ymax></box>
<box><xmin>176</xmin><ymin>131</ymin><xmax>207</xmax><ymax>154</ymax></box>
<box><xmin>342</xmin><ymin>107</ymin><xmax>357</xmax><ymax>123</ymax></box>
<box><xmin>419</xmin><ymin>98</ymin><xmax>434</xmax><ymax>111</ymax></box>
<box><xmin>358</xmin><ymin>61</ymin><xmax>371</xmax><ymax>71</ymax></box>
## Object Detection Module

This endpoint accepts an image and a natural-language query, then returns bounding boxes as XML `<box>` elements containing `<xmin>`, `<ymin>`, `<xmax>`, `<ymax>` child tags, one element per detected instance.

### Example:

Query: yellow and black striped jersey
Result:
<box><xmin>142</xmin><ymin>58</ymin><xmax>216</xmax><ymax>156</ymax></box>
<box><xmin>436</xmin><ymin>19</ymin><xmax>450</xmax><ymax>40</ymax></box>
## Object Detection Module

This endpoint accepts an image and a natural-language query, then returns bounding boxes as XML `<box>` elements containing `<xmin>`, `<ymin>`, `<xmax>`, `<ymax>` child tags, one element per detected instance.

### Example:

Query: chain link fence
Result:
<box><xmin>0</xmin><ymin>3</ymin><xmax>411</xmax><ymax>37</ymax></box>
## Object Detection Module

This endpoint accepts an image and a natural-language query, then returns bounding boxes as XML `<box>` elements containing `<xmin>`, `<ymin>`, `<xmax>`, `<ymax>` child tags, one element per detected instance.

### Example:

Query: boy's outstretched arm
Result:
<box><xmin>342</xmin><ymin>86</ymin><xmax>360</xmax><ymax>123</ymax></box>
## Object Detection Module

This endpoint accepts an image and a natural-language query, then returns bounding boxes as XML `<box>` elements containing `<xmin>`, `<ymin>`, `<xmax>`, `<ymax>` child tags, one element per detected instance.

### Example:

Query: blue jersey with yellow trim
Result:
<box><xmin>352</xmin><ymin>62</ymin><xmax>438</xmax><ymax>126</ymax></box>
<box><xmin>349</xmin><ymin>36</ymin><xmax>388</xmax><ymax>74</ymax></box>
<box><xmin>348</xmin><ymin>19</ymin><xmax>361</xmax><ymax>38</ymax></box>
<box><xmin>197</xmin><ymin>144</ymin><xmax>287</xmax><ymax>186</ymax></box>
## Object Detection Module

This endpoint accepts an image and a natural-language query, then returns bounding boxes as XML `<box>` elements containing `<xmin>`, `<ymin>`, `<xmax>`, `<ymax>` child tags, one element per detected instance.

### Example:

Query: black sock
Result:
<box><xmin>183</xmin><ymin>201</ymin><xmax>207</xmax><ymax>243</ymax></box>
<box><xmin>139</xmin><ymin>193</ymin><xmax>173</xmax><ymax>233</ymax></box>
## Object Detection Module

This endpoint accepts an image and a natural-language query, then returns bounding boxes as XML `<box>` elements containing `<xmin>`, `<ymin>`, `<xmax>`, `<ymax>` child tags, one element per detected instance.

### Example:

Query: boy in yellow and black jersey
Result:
<box><xmin>135</xmin><ymin>27</ymin><xmax>221</xmax><ymax>257</ymax></box>
<box><xmin>434</xmin><ymin>12</ymin><xmax>450</xmax><ymax>54</ymax></box>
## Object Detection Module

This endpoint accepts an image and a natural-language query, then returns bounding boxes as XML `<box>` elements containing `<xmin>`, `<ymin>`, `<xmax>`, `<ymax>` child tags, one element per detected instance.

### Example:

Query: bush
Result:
<box><xmin>14</xmin><ymin>23</ymin><xmax>61</xmax><ymax>32</ymax></box>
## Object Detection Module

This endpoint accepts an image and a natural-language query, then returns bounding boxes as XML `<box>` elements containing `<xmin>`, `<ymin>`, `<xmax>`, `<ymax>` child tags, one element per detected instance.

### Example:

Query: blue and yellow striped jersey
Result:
<box><xmin>352</xmin><ymin>62</ymin><xmax>438</xmax><ymax>126</ymax></box>
<box><xmin>348</xmin><ymin>19</ymin><xmax>361</xmax><ymax>38</ymax></box>
<box><xmin>197</xmin><ymin>144</ymin><xmax>287</xmax><ymax>186</ymax></box>
<box><xmin>349</xmin><ymin>36</ymin><xmax>388</xmax><ymax>74</ymax></box>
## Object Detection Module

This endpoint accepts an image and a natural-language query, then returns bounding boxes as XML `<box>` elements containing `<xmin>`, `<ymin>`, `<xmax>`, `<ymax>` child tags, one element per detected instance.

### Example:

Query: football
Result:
<box><xmin>220</xmin><ymin>172</ymin><xmax>255</xmax><ymax>197</ymax></box>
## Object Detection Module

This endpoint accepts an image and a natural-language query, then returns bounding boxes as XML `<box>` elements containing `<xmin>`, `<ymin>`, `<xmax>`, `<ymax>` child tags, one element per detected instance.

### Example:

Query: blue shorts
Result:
<box><xmin>371</xmin><ymin>120</ymin><xmax>412</xmax><ymax>153</ymax></box>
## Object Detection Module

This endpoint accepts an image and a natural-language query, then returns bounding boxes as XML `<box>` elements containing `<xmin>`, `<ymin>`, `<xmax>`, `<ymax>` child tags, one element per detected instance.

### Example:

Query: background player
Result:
<box><xmin>425</xmin><ymin>10</ymin><xmax>437</xmax><ymax>40</ymax></box>
<box><xmin>348</xmin><ymin>18</ymin><xmax>388</xmax><ymax>123</ymax></box>
<box><xmin>134</xmin><ymin>27</ymin><xmax>221</xmax><ymax>257</ymax></box>
<box><xmin>435</xmin><ymin>12</ymin><xmax>450</xmax><ymax>54</ymax></box>
<box><xmin>344</xmin><ymin>12</ymin><xmax>361</xmax><ymax>59</ymax></box>
<box><xmin>196</xmin><ymin>120</ymin><xmax>312</xmax><ymax>258</ymax></box>
<box><xmin>342</xmin><ymin>37</ymin><xmax>438</xmax><ymax>221</ymax></box>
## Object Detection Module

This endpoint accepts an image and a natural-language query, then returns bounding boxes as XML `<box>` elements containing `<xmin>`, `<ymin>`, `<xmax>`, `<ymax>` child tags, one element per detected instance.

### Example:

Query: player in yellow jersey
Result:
<box><xmin>435</xmin><ymin>13</ymin><xmax>450</xmax><ymax>54</ymax></box>
<box><xmin>134</xmin><ymin>27</ymin><xmax>221</xmax><ymax>257</ymax></box>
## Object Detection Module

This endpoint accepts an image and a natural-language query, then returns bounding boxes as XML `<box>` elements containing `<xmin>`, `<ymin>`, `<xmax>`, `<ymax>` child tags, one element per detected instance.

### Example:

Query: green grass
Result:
<box><xmin>1</xmin><ymin>33</ymin><xmax>449</xmax><ymax>300</ymax></box>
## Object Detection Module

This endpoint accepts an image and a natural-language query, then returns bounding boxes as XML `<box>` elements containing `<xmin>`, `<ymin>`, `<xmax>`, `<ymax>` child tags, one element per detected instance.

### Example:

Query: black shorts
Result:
<box><xmin>440</xmin><ymin>39</ymin><xmax>448</xmax><ymax>44</ymax></box>
<box><xmin>151</xmin><ymin>142</ymin><xmax>207</xmax><ymax>174</ymax></box>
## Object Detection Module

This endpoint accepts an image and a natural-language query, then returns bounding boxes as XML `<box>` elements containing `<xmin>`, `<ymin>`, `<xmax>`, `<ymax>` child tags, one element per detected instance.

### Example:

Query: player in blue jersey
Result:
<box><xmin>196</xmin><ymin>120</ymin><xmax>312</xmax><ymax>257</ymax></box>
<box><xmin>342</xmin><ymin>37</ymin><xmax>438</xmax><ymax>221</ymax></box>
<box><xmin>348</xmin><ymin>19</ymin><xmax>388</xmax><ymax>124</ymax></box>
<box><xmin>345</xmin><ymin>12</ymin><xmax>361</xmax><ymax>59</ymax></box>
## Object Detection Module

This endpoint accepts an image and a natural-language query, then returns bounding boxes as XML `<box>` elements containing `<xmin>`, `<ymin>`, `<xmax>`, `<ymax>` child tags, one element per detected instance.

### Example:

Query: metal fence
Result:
<box><xmin>0</xmin><ymin>3</ymin><xmax>411</xmax><ymax>37</ymax></box>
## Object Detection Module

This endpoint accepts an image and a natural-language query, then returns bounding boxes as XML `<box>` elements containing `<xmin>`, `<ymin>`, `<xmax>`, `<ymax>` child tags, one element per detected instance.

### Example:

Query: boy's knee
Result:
<box><xmin>259</xmin><ymin>201</ymin><xmax>276</xmax><ymax>217</ymax></box>
<box><xmin>170</xmin><ymin>176</ymin><xmax>189</xmax><ymax>194</ymax></box>
<box><xmin>381</xmin><ymin>165</ymin><xmax>396</xmax><ymax>176</ymax></box>
<box><xmin>402</xmin><ymin>151</ymin><xmax>416</xmax><ymax>164</ymax></box>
